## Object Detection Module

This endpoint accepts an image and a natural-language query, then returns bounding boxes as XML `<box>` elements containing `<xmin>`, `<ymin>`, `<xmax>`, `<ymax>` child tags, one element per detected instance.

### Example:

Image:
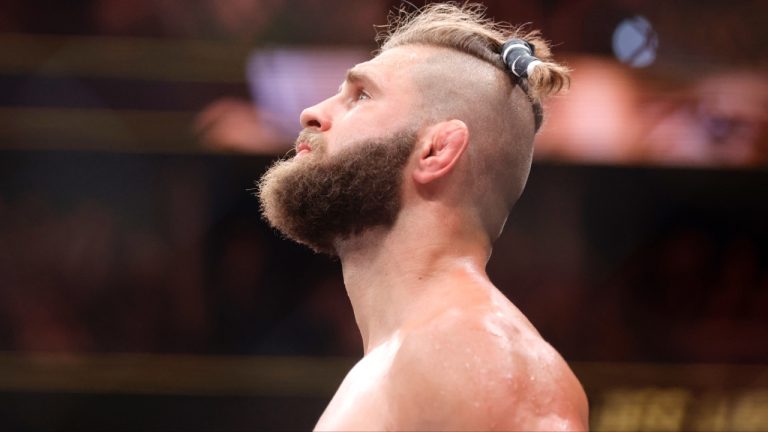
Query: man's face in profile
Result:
<box><xmin>257</xmin><ymin>47</ymin><xmax>427</xmax><ymax>254</ymax></box>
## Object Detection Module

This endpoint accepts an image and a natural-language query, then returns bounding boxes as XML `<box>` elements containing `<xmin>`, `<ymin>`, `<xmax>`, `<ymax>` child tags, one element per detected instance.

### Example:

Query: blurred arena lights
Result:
<box><xmin>612</xmin><ymin>15</ymin><xmax>659</xmax><ymax>68</ymax></box>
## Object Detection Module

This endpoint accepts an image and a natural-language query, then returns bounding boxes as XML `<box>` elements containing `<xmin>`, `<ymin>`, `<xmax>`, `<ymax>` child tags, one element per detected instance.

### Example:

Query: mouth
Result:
<box><xmin>295</xmin><ymin>141</ymin><xmax>312</xmax><ymax>157</ymax></box>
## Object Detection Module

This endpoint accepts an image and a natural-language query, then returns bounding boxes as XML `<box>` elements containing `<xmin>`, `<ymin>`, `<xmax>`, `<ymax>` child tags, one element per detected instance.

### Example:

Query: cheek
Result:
<box><xmin>327</xmin><ymin>121</ymin><xmax>374</xmax><ymax>154</ymax></box>
<box><xmin>337</xmin><ymin>106</ymin><xmax>413</xmax><ymax>139</ymax></box>
<box><xmin>339</xmin><ymin>107</ymin><xmax>380</xmax><ymax>132</ymax></box>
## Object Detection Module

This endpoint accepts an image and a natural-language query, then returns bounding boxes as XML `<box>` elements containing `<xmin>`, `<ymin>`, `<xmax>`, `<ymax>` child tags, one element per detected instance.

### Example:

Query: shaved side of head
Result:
<box><xmin>376</xmin><ymin>3</ymin><xmax>570</xmax><ymax>240</ymax></box>
<box><xmin>407</xmin><ymin>48</ymin><xmax>536</xmax><ymax>238</ymax></box>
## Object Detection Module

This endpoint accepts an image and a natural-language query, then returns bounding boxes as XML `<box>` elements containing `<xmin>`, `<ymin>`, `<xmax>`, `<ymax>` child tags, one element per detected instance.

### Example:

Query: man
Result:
<box><xmin>258</xmin><ymin>3</ymin><xmax>588</xmax><ymax>430</ymax></box>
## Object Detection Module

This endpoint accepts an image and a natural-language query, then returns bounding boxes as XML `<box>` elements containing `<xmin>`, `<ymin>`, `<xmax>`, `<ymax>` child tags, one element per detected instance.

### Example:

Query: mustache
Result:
<box><xmin>294</xmin><ymin>129</ymin><xmax>326</xmax><ymax>152</ymax></box>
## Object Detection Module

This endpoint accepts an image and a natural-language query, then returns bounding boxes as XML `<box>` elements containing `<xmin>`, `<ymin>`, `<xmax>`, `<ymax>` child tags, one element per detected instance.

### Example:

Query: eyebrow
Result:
<box><xmin>339</xmin><ymin>68</ymin><xmax>381</xmax><ymax>93</ymax></box>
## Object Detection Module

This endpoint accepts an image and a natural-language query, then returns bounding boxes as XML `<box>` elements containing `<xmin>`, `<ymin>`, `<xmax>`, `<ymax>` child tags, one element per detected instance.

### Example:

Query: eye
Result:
<box><xmin>356</xmin><ymin>90</ymin><xmax>371</xmax><ymax>101</ymax></box>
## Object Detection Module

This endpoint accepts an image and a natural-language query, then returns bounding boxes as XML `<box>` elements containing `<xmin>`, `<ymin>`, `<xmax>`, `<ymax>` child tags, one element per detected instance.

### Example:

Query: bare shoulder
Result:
<box><xmin>385</xmin><ymin>300</ymin><xmax>589</xmax><ymax>431</ymax></box>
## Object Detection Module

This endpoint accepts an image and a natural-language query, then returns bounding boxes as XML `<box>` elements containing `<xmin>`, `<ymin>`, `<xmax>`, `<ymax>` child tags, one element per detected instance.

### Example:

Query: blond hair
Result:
<box><xmin>377</xmin><ymin>2</ymin><xmax>570</xmax><ymax>132</ymax></box>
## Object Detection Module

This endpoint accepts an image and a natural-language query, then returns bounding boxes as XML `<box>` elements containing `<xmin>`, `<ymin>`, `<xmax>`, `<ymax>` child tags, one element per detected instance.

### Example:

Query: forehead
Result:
<box><xmin>352</xmin><ymin>45</ymin><xmax>507</xmax><ymax>100</ymax></box>
<box><xmin>347</xmin><ymin>45</ymin><xmax>431</xmax><ymax>89</ymax></box>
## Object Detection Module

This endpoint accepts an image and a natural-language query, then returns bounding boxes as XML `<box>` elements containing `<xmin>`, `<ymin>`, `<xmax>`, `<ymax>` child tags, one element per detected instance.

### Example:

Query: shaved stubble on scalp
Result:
<box><xmin>378</xmin><ymin>3</ymin><xmax>571</xmax><ymax>240</ymax></box>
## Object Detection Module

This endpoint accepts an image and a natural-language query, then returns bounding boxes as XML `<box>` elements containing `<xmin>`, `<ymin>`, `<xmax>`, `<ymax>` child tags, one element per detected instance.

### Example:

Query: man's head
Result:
<box><xmin>258</xmin><ymin>3</ymin><xmax>570</xmax><ymax>254</ymax></box>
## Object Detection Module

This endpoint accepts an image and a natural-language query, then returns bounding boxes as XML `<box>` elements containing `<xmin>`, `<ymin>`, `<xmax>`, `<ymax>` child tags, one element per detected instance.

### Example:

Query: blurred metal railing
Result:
<box><xmin>0</xmin><ymin>33</ymin><xmax>249</xmax><ymax>83</ymax></box>
<box><xmin>0</xmin><ymin>352</ymin><xmax>766</xmax><ymax>431</ymax></box>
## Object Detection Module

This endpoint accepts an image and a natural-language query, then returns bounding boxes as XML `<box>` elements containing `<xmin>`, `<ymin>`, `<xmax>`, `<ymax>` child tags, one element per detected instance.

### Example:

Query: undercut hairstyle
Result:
<box><xmin>377</xmin><ymin>2</ymin><xmax>570</xmax><ymax>132</ymax></box>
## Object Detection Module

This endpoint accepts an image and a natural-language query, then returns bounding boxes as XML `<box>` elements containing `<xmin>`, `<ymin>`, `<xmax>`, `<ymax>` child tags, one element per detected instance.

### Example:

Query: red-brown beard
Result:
<box><xmin>257</xmin><ymin>129</ymin><xmax>417</xmax><ymax>255</ymax></box>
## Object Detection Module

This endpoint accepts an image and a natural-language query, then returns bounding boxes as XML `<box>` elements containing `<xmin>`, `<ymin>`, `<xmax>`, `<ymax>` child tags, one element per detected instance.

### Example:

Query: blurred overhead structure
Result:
<box><xmin>0</xmin><ymin>33</ymin><xmax>250</xmax><ymax>152</ymax></box>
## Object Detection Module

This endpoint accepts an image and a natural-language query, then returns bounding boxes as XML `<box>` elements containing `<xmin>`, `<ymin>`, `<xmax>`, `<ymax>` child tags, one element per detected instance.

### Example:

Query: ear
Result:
<box><xmin>413</xmin><ymin>119</ymin><xmax>469</xmax><ymax>185</ymax></box>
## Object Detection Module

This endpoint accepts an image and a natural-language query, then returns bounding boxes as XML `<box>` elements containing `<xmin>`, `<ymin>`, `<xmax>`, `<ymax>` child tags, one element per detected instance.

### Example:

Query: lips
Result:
<box><xmin>296</xmin><ymin>141</ymin><xmax>312</xmax><ymax>157</ymax></box>
<box><xmin>295</xmin><ymin>129</ymin><xmax>324</xmax><ymax>158</ymax></box>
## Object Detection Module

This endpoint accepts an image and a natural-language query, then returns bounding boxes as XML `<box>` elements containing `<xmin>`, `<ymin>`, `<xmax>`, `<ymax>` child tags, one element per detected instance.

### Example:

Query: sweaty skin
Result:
<box><xmin>293</xmin><ymin>46</ymin><xmax>588</xmax><ymax>431</ymax></box>
<box><xmin>315</xmin><ymin>267</ymin><xmax>588</xmax><ymax>431</ymax></box>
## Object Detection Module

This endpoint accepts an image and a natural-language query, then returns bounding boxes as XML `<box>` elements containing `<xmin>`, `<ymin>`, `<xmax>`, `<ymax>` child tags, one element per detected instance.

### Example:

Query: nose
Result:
<box><xmin>299</xmin><ymin>97</ymin><xmax>333</xmax><ymax>131</ymax></box>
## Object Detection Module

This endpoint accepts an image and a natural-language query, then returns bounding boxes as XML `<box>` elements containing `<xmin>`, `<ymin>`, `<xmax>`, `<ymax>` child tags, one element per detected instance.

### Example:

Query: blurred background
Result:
<box><xmin>0</xmin><ymin>0</ymin><xmax>766</xmax><ymax>430</ymax></box>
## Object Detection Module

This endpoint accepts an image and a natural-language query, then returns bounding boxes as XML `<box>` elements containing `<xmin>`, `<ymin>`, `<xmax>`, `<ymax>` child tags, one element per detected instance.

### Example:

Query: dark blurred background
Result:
<box><xmin>0</xmin><ymin>0</ymin><xmax>766</xmax><ymax>430</ymax></box>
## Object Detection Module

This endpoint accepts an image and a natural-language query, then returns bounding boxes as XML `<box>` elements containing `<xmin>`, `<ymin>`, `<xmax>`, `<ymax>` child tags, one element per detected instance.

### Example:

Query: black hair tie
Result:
<box><xmin>501</xmin><ymin>39</ymin><xmax>542</xmax><ymax>78</ymax></box>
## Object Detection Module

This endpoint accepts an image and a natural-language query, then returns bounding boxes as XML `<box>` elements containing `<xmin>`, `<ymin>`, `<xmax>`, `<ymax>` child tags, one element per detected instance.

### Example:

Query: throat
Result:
<box><xmin>340</xmin><ymin>243</ymin><xmax>490</xmax><ymax>353</ymax></box>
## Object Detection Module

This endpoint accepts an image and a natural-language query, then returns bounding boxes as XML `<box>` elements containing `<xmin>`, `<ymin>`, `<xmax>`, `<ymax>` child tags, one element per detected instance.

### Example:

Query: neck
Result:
<box><xmin>336</xmin><ymin>209</ymin><xmax>492</xmax><ymax>354</ymax></box>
